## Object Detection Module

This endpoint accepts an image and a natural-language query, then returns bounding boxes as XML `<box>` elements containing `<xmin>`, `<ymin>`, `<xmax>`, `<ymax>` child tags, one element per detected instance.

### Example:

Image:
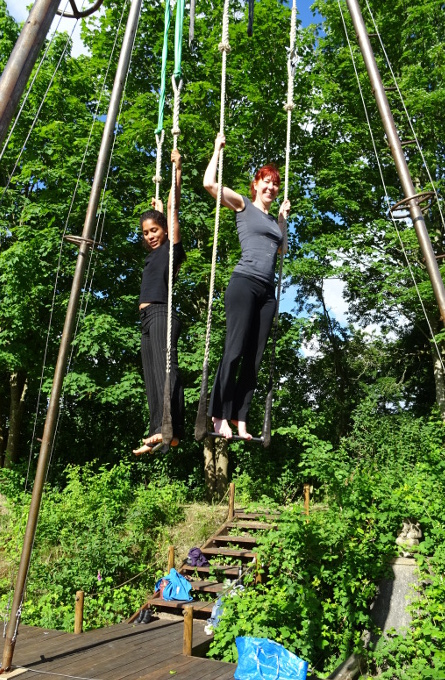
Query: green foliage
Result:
<box><xmin>0</xmin><ymin>462</ymin><xmax>187</xmax><ymax>630</ymax></box>
<box><xmin>210</xmin><ymin>406</ymin><xmax>445</xmax><ymax>677</ymax></box>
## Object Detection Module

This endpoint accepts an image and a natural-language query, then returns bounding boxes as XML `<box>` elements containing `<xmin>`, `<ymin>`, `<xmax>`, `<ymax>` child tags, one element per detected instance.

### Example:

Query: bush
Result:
<box><xmin>0</xmin><ymin>461</ymin><xmax>187</xmax><ymax>630</ymax></box>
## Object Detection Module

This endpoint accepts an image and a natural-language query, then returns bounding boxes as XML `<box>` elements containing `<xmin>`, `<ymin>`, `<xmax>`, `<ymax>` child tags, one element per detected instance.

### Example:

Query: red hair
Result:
<box><xmin>250</xmin><ymin>164</ymin><xmax>281</xmax><ymax>200</ymax></box>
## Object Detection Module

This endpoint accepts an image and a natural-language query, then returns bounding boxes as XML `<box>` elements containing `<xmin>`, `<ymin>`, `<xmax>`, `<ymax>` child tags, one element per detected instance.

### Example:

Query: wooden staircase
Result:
<box><xmin>132</xmin><ymin>500</ymin><xmax>279</xmax><ymax>621</ymax></box>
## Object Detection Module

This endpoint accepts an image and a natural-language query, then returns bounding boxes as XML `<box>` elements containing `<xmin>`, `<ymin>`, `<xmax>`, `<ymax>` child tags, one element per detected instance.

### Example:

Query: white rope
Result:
<box><xmin>153</xmin><ymin>130</ymin><xmax>165</xmax><ymax>202</ymax></box>
<box><xmin>0</xmin><ymin>7</ymin><xmax>79</xmax><ymax>206</ymax></box>
<box><xmin>26</xmin><ymin>0</ymin><xmax>129</xmax><ymax>487</ymax></box>
<box><xmin>163</xmin><ymin>74</ymin><xmax>182</xmax><ymax>443</ymax></box>
<box><xmin>363</xmin><ymin>0</ymin><xmax>445</xmax><ymax>234</ymax></box>
<box><xmin>202</xmin><ymin>0</ymin><xmax>231</xmax><ymax>374</ymax></box>
<box><xmin>337</xmin><ymin>0</ymin><xmax>445</xmax><ymax>375</ymax></box>
<box><xmin>0</xmin><ymin>0</ymin><xmax>70</xmax><ymax>164</ymax></box>
<box><xmin>49</xmin><ymin>0</ymin><xmax>142</xmax><ymax>461</ymax></box>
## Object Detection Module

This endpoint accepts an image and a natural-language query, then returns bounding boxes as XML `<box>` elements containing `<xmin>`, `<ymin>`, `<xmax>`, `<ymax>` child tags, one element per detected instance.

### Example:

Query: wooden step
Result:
<box><xmin>181</xmin><ymin>565</ymin><xmax>240</xmax><ymax>577</ymax></box>
<box><xmin>234</xmin><ymin>512</ymin><xmax>280</xmax><ymax>520</ymax></box>
<box><xmin>211</xmin><ymin>535</ymin><xmax>258</xmax><ymax>546</ymax></box>
<box><xmin>190</xmin><ymin>580</ymin><xmax>225</xmax><ymax>593</ymax></box>
<box><xmin>227</xmin><ymin>520</ymin><xmax>276</xmax><ymax>530</ymax></box>
<box><xmin>201</xmin><ymin>547</ymin><xmax>256</xmax><ymax>559</ymax></box>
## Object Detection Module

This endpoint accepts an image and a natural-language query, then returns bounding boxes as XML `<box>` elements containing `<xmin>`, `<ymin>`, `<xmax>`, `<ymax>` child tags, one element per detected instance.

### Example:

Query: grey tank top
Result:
<box><xmin>233</xmin><ymin>196</ymin><xmax>283</xmax><ymax>286</ymax></box>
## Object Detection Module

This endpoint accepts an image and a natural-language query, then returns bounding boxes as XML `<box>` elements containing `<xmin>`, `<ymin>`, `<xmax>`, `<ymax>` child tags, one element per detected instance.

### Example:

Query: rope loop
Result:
<box><xmin>171</xmin><ymin>75</ymin><xmax>183</xmax><ymax>96</ymax></box>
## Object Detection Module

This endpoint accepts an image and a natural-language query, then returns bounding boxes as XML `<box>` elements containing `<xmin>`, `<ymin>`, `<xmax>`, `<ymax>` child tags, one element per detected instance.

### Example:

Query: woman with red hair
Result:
<box><xmin>203</xmin><ymin>133</ymin><xmax>290</xmax><ymax>440</ymax></box>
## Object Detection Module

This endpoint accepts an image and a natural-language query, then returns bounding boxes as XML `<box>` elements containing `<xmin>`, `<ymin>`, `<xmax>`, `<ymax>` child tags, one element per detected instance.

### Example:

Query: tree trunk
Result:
<box><xmin>203</xmin><ymin>417</ymin><xmax>229</xmax><ymax>500</ymax></box>
<box><xmin>427</xmin><ymin>314</ymin><xmax>445</xmax><ymax>419</ymax></box>
<box><xmin>4</xmin><ymin>371</ymin><xmax>27</xmax><ymax>468</ymax></box>
<box><xmin>215</xmin><ymin>437</ymin><xmax>229</xmax><ymax>499</ymax></box>
<box><xmin>432</xmin><ymin>345</ymin><xmax>445</xmax><ymax>419</ymax></box>
<box><xmin>203</xmin><ymin>435</ymin><xmax>216</xmax><ymax>500</ymax></box>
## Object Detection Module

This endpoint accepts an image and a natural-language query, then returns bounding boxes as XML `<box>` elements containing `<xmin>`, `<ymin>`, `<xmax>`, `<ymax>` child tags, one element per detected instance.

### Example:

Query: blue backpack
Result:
<box><xmin>155</xmin><ymin>568</ymin><xmax>193</xmax><ymax>602</ymax></box>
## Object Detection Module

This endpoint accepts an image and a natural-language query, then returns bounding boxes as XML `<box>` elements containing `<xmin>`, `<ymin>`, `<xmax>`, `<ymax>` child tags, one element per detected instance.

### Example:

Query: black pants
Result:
<box><xmin>208</xmin><ymin>274</ymin><xmax>276</xmax><ymax>422</ymax></box>
<box><xmin>140</xmin><ymin>304</ymin><xmax>184</xmax><ymax>439</ymax></box>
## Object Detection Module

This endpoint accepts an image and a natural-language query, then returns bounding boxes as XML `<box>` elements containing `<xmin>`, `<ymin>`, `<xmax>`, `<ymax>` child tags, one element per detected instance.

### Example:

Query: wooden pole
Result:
<box><xmin>167</xmin><ymin>545</ymin><xmax>175</xmax><ymax>571</ymax></box>
<box><xmin>228</xmin><ymin>482</ymin><xmax>235</xmax><ymax>521</ymax></box>
<box><xmin>304</xmin><ymin>484</ymin><xmax>310</xmax><ymax>518</ymax></box>
<box><xmin>74</xmin><ymin>590</ymin><xmax>84</xmax><ymax>634</ymax></box>
<box><xmin>183</xmin><ymin>606</ymin><xmax>193</xmax><ymax>656</ymax></box>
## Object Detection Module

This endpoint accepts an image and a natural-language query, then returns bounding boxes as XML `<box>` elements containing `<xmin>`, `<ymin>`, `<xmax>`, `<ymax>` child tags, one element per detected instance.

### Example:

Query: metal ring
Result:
<box><xmin>56</xmin><ymin>0</ymin><xmax>104</xmax><ymax>19</ymax></box>
<box><xmin>389</xmin><ymin>191</ymin><xmax>436</xmax><ymax>215</ymax></box>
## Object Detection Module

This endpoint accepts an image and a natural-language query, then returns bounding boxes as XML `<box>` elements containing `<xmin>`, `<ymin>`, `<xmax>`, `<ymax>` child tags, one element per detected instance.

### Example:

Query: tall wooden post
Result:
<box><xmin>228</xmin><ymin>482</ymin><xmax>235</xmax><ymax>521</ymax></box>
<box><xmin>183</xmin><ymin>606</ymin><xmax>193</xmax><ymax>656</ymax></box>
<box><xmin>74</xmin><ymin>590</ymin><xmax>84</xmax><ymax>634</ymax></box>
<box><xmin>304</xmin><ymin>484</ymin><xmax>310</xmax><ymax>518</ymax></box>
<box><xmin>167</xmin><ymin>545</ymin><xmax>175</xmax><ymax>571</ymax></box>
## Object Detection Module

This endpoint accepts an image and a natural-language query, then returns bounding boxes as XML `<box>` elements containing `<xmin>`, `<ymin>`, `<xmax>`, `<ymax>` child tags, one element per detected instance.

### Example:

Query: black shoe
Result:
<box><xmin>135</xmin><ymin>609</ymin><xmax>145</xmax><ymax>624</ymax></box>
<box><xmin>142</xmin><ymin>609</ymin><xmax>152</xmax><ymax>624</ymax></box>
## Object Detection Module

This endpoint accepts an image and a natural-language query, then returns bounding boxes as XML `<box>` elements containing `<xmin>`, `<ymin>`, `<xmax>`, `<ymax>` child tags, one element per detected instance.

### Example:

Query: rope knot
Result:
<box><xmin>283</xmin><ymin>102</ymin><xmax>295</xmax><ymax>112</ymax></box>
<box><xmin>171</xmin><ymin>126</ymin><xmax>181</xmax><ymax>136</ymax></box>
<box><xmin>152</xmin><ymin>174</ymin><xmax>162</xmax><ymax>184</ymax></box>
<box><xmin>218</xmin><ymin>41</ymin><xmax>231</xmax><ymax>53</ymax></box>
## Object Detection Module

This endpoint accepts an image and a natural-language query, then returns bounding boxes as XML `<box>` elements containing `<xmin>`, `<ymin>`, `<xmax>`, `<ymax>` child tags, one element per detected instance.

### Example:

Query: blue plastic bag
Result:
<box><xmin>154</xmin><ymin>568</ymin><xmax>193</xmax><ymax>602</ymax></box>
<box><xmin>234</xmin><ymin>637</ymin><xmax>308</xmax><ymax>680</ymax></box>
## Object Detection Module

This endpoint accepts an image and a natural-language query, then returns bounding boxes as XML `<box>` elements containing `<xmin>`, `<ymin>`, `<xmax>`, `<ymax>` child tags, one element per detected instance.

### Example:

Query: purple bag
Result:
<box><xmin>187</xmin><ymin>547</ymin><xmax>209</xmax><ymax>567</ymax></box>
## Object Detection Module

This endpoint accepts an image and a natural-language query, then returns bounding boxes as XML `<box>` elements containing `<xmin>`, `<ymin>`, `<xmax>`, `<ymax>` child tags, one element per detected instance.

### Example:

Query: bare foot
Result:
<box><xmin>143</xmin><ymin>433</ymin><xmax>163</xmax><ymax>447</ymax></box>
<box><xmin>132</xmin><ymin>443</ymin><xmax>153</xmax><ymax>456</ymax></box>
<box><xmin>212</xmin><ymin>417</ymin><xmax>233</xmax><ymax>439</ymax></box>
<box><xmin>233</xmin><ymin>420</ymin><xmax>252</xmax><ymax>440</ymax></box>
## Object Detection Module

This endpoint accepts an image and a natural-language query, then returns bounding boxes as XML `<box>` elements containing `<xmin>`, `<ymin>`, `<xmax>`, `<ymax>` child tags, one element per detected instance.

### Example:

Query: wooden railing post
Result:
<box><xmin>228</xmin><ymin>482</ymin><xmax>235</xmax><ymax>521</ymax></box>
<box><xmin>167</xmin><ymin>545</ymin><xmax>175</xmax><ymax>571</ymax></box>
<box><xmin>74</xmin><ymin>590</ymin><xmax>84</xmax><ymax>634</ymax></box>
<box><xmin>183</xmin><ymin>606</ymin><xmax>193</xmax><ymax>656</ymax></box>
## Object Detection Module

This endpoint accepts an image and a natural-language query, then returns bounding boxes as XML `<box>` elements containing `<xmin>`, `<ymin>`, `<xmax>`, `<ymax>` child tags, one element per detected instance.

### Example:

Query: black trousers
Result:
<box><xmin>140</xmin><ymin>304</ymin><xmax>184</xmax><ymax>439</ymax></box>
<box><xmin>208</xmin><ymin>274</ymin><xmax>276</xmax><ymax>422</ymax></box>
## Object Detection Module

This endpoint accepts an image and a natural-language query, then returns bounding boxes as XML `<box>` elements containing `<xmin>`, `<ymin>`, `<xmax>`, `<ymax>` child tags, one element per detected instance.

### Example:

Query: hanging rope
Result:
<box><xmin>0</xmin><ymin>3</ymin><xmax>79</xmax><ymax>209</ymax></box>
<box><xmin>337</xmin><ymin>0</ymin><xmax>445</xmax><ymax>376</ymax></box>
<box><xmin>195</xmin><ymin>0</ymin><xmax>231</xmax><ymax>442</ymax></box>
<box><xmin>162</xmin><ymin>0</ymin><xmax>184</xmax><ymax>445</ymax></box>
<box><xmin>189</xmin><ymin>0</ymin><xmax>196</xmax><ymax>45</ymax></box>
<box><xmin>153</xmin><ymin>0</ymin><xmax>173</xmax><ymax>203</ymax></box>
<box><xmin>262</xmin><ymin>0</ymin><xmax>297</xmax><ymax>447</ymax></box>
<box><xmin>364</xmin><ymin>0</ymin><xmax>445</xmax><ymax>235</ymax></box>
<box><xmin>25</xmin><ymin>0</ymin><xmax>129</xmax><ymax>482</ymax></box>
<box><xmin>247</xmin><ymin>0</ymin><xmax>254</xmax><ymax>37</ymax></box>
<box><xmin>0</xmin><ymin>0</ymin><xmax>70</xmax><ymax>164</ymax></box>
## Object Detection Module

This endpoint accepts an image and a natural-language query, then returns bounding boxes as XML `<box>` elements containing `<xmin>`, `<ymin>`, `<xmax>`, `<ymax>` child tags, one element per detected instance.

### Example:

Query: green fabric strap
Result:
<box><xmin>155</xmin><ymin>0</ymin><xmax>172</xmax><ymax>135</ymax></box>
<box><xmin>174</xmin><ymin>0</ymin><xmax>185</xmax><ymax>79</ymax></box>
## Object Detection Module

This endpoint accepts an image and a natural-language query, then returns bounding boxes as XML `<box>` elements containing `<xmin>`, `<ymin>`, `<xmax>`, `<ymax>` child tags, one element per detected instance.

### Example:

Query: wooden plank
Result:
<box><xmin>201</xmin><ymin>547</ymin><xmax>255</xmax><ymax>558</ymax></box>
<box><xmin>211</xmin><ymin>535</ymin><xmax>258</xmax><ymax>545</ymax></box>
<box><xmin>227</xmin><ymin>520</ymin><xmax>277</xmax><ymax>530</ymax></box>
<box><xmin>191</xmin><ymin>580</ymin><xmax>224</xmax><ymax>593</ymax></box>
<box><xmin>181</xmin><ymin>565</ymin><xmax>239</xmax><ymax>577</ymax></box>
<box><xmin>234</xmin><ymin>511</ymin><xmax>280</xmax><ymax>520</ymax></box>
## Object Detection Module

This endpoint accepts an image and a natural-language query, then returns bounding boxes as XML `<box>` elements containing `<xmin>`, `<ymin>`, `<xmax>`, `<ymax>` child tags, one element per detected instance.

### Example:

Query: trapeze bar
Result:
<box><xmin>206</xmin><ymin>432</ymin><xmax>264</xmax><ymax>444</ymax></box>
<box><xmin>390</xmin><ymin>190</ymin><xmax>436</xmax><ymax>215</ymax></box>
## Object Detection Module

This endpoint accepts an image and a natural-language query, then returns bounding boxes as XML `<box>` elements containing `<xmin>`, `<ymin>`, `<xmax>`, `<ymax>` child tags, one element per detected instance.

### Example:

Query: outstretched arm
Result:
<box><xmin>203</xmin><ymin>133</ymin><xmax>244</xmax><ymax>212</ymax></box>
<box><xmin>167</xmin><ymin>148</ymin><xmax>182</xmax><ymax>244</ymax></box>
<box><xmin>278</xmin><ymin>199</ymin><xmax>290</xmax><ymax>255</ymax></box>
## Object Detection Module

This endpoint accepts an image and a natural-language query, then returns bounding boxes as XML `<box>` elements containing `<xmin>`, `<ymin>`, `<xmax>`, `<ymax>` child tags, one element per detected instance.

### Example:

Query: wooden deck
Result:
<box><xmin>2</xmin><ymin>617</ymin><xmax>235</xmax><ymax>680</ymax></box>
